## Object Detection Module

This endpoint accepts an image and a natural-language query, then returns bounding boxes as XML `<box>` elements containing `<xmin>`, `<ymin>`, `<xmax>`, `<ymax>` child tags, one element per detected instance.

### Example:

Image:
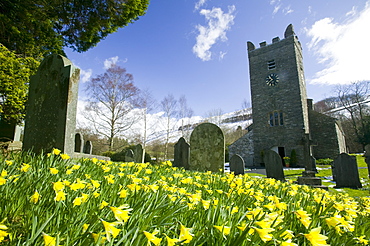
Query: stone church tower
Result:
<box><xmin>247</xmin><ymin>24</ymin><xmax>311</xmax><ymax>167</ymax></box>
<box><xmin>228</xmin><ymin>24</ymin><xmax>346</xmax><ymax>167</ymax></box>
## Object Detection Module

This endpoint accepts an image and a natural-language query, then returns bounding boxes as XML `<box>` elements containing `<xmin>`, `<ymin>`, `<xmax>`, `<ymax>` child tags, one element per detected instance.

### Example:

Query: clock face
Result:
<box><xmin>266</xmin><ymin>73</ymin><xmax>279</xmax><ymax>86</ymax></box>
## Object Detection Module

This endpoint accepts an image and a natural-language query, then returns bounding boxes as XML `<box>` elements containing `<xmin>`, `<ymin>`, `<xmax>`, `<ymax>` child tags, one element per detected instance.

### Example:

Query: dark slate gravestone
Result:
<box><xmin>333</xmin><ymin>153</ymin><xmax>362</xmax><ymax>188</ymax></box>
<box><xmin>173</xmin><ymin>137</ymin><xmax>190</xmax><ymax>169</ymax></box>
<box><xmin>74</xmin><ymin>133</ymin><xmax>84</xmax><ymax>153</ymax></box>
<box><xmin>23</xmin><ymin>54</ymin><xmax>80</xmax><ymax>155</ymax></box>
<box><xmin>0</xmin><ymin>120</ymin><xmax>17</xmax><ymax>142</ymax></box>
<box><xmin>125</xmin><ymin>149</ymin><xmax>135</xmax><ymax>162</ymax></box>
<box><xmin>134</xmin><ymin>144</ymin><xmax>145</xmax><ymax>163</ymax></box>
<box><xmin>364</xmin><ymin>144</ymin><xmax>370</xmax><ymax>178</ymax></box>
<box><xmin>263</xmin><ymin>150</ymin><xmax>285</xmax><ymax>181</ymax></box>
<box><xmin>83</xmin><ymin>140</ymin><xmax>93</xmax><ymax>155</ymax></box>
<box><xmin>189</xmin><ymin>123</ymin><xmax>225</xmax><ymax>172</ymax></box>
<box><xmin>229</xmin><ymin>154</ymin><xmax>245</xmax><ymax>175</ymax></box>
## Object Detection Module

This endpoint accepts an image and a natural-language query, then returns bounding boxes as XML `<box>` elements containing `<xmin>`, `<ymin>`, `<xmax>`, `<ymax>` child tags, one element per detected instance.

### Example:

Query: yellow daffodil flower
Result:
<box><xmin>54</xmin><ymin>190</ymin><xmax>66</xmax><ymax>201</ymax></box>
<box><xmin>99</xmin><ymin>201</ymin><xmax>109</xmax><ymax>209</ymax></box>
<box><xmin>101</xmin><ymin>220</ymin><xmax>121</xmax><ymax>242</ymax></box>
<box><xmin>91</xmin><ymin>232</ymin><xmax>106</xmax><ymax>243</ymax></box>
<box><xmin>60</xmin><ymin>154</ymin><xmax>70</xmax><ymax>160</ymax></box>
<box><xmin>55</xmin><ymin>180</ymin><xmax>66</xmax><ymax>190</ymax></box>
<box><xmin>50</xmin><ymin>168</ymin><xmax>59</xmax><ymax>174</ymax></box>
<box><xmin>255</xmin><ymin>227</ymin><xmax>275</xmax><ymax>242</ymax></box>
<box><xmin>42</xmin><ymin>233</ymin><xmax>60</xmax><ymax>246</ymax></box>
<box><xmin>20</xmin><ymin>163</ymin><xmax>31</xmax><ymax>172</ymax></box>
<box><xmin>52</xmin><ymin>148</ymin><xmax>61</xmax><ymax>155</ymax></box>
<box><xmin>109</xmin><ymin>205</ymin><xmax>132</xmax><ymax>222</ymax></box>
<box><xmin>179</xmin><ymin>224</ymin><xmax>193</xmax><ymax>243</ymax></box>
<box><xmin>166</xmin><ymin>235</ymin><xmax>180</xmax><ymax>246</ymax></box>
<box><xmin>144</xmin><ymin>229</ymin><xmax>162</xmax><ymax>246</ymax></box>
<box><xmin>214</xmin><ymin>225</ymin><xmax>231</xmax><ymax>236</ymax></box>
<box><xmin>82</xmin><ymin>223</ymin><xmax>89</xmax><ymax>233</ymax></box>
<box><xmin>304</xmin><ymin>227</ymin><xmax>330</xmax><ymax>246</ymax></box>
<box><xmin>355</xmin><ymin>236</ymin><xmax>369</xmax><ymax>245</ymax></box>
<box><xmin>1</xmin><ymin>170</ymin><xmax>7</xmax><ymax>177</ymax></box>
<box><xmin>0</xmin><ymin>224</ymin><xmax>8</xmax><ymax>242</ymax></box>
<box><xmin>30</xmin><ymin>190</ymin><xmax>41</xmax><ymax>204</ymax></box>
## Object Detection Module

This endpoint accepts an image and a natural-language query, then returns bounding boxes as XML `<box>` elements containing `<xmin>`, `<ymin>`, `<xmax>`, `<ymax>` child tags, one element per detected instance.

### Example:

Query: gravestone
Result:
<box><xmin>229</xmin><ymin>154</ymin><xmax>245</xmax><ymax>175</ymax></box>
<box><xmin>125</xmin><ymin>149</ymin><xmax>135</xmax><ymax>162</ymax></box>
<box><xmin>83</xmin><ymin>140</ymin><xmax>93</xmax><ymax>155</ymax></box>
<box><xmin>263</xmin><ymin>150</ymin><xmax>285</xmax><ymax>181</ymax></box>
<box><xmin>134</xmin><ymin>144</ymin><xmax>145</xmax><ymax>163</ymax></box>
<box><xmin>74</xmin><ymin>133</ymin><xmax>84</xmax><ymax>153</ymax></box>
<box><xmin>173</xmin><ymin>137</ymin><xmax>190</xmax><ymax>169</ymax></box>
<box><xmin>23</xmin><ymin>54</ymin><xmax>80</xmax><ymax>155</ymax></box>
<box><xmin>365</xmin><ymin>144</ymin><xmax>370</xmax><ymax>178</ymax></box>
<box><xmin>0</xmin><ymin>120</ymin><xmax>17</xmax><ymax>142</ymax></box>
<box><xmin>333</xmin><ymin>153</ymin><xmax>362</xmax><ymax>188</ymax></box>
<box><xmin>189</xmin><ymin>123</ymin><xmax>225</xmax><ymax>172</ymax></box>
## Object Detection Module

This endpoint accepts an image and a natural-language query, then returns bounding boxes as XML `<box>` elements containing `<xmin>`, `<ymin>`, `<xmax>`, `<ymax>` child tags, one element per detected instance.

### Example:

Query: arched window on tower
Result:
<box><xmin>269</xmin><ymin>111</ymin><xmax>284</xmax><ymax>126</ymax></box>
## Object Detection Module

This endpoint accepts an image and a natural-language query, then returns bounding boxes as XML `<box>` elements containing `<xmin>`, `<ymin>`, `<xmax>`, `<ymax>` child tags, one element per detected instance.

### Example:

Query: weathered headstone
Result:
<box><xmin>364</xmin><ymin>144</ymin><xmax>370</xmax><ymax>178</ymax></box>
<box><xmin>125</xmin><ymin>149</ymin><xmax>135</xmax><ymax>162</ymax></box>
<box><xmin>333</xmin><ymin>153</ymin><xmax>362</xmax><ymax>188</ymax></box>
<box><xmin>134</xmin><ymin>144</ymin><xmax>145</xmax><ymax>163</ymax></box>
<box><xmin>83</xmin><ymin>140</ymin><xmax>93</xmax><ymax>155</ymax></box>
<box><xmin>173</xmin><ymin>137</ymin><xmax>190</xmax><ymax>169</ymax></box>
<box><xmin>189</xmin><ymin>123</ymin><xmax>225</xmax><ymax>172</ymax></box>
<box><xmin>74</xmin><ymin>133</ymin><xmax>84</xmax><ymax>153</ymax></box>
<box><xmin>0</xmin><ymin>120</ymin><xmax>17</xmax><ymax>142</ymax></box>
<box><xmin>263</xmin><ymin>150</ymin><xmax>285</xmax><ymax>181</ymax></box>
<box><xmin>23</xmin><ymin>54</ymin><xmax>80</xmax><ymax>155</ymax></box>
<box><xmin>229</xmin><ymin>154</ymin><xmax>245</xmax><ymax>175</ymax></box>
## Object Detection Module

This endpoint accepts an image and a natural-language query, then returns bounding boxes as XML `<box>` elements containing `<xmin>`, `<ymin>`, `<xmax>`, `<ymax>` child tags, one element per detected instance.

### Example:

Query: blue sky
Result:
<box><xmin>65</xmin><ymin>0</ymin><xmax>370</xmax><ymax>117</ymax></box>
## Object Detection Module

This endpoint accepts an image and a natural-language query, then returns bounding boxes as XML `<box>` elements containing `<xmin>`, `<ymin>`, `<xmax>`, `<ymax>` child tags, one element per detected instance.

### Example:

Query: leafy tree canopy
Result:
<box><xmin>0</xmin><ymin>44</ymin><xmax>39</xmax><ymax>123</ymax></box>
<box><xmin>0</xmin><ymin>0</ymin><xmax>150</xmax><ymax>57</ymax></box>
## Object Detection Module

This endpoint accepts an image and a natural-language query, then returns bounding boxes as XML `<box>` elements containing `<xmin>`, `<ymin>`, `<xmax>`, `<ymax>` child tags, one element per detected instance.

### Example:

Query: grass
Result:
<box><xmin>282</xmin><ymin>155</ymin><xmax>370</xmax><ymax>198</ymax></box>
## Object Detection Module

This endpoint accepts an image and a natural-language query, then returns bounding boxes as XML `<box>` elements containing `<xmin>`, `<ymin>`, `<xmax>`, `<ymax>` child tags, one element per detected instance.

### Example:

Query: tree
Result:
<box><xmin>0</xmin><ymin>0</ymin><xmax>149</xmax><ymax>57</ymax></box>
<box><xmin>334</xmin><ymin>81</ymin><xmax>370</xmax><ymax>150</ymax></box>
<box><xmin>205</xmin><ymin>108</ymin><xmax>224</xmax><ymax>126</ymax></box>
<box><xmin>83</xmin><ymin>64</ymin><xmax>139</xmax><ymax>151</ymax></box>
<box><xmin>178</xmin><ymin>95</ymin><xmax>193</xmax><ymax>139</ymax></box>
<box><xmin>0</xmin><ymin>44</ymin><xmax>39</xmax><ymax>123</ymax></box>
<box><xmin>160</xmin><ymin>94</ymin><xmax>178</xmax><ymax>160</ymax></box>
<box><xmin>137</xmin><ymin>89</ymin><xmax>157</xmax><ymax>151</ymax></box>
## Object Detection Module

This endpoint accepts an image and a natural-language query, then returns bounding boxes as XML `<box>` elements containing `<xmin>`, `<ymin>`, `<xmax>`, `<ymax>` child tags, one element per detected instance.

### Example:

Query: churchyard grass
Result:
<box><xmin>0</xmin><ymin>150</ymin><xmax>369</xmax><ymax>245</ymax></box>
<box><xmin>282</xmin><ymin>155</ymin><xmax>370</xmax><ymax>197</ymax></box>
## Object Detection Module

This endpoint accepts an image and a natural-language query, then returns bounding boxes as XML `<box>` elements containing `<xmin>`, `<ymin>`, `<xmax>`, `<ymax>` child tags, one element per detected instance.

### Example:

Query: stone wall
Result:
<box><xmin>309</xmin><ymin>109</ymin><xmax>346</xmax><ymax>159</ymax></box>
<box><xmin>228</xmin><ymin>131</ymin><xmax>254</xmax><ymax>167</ymax></box>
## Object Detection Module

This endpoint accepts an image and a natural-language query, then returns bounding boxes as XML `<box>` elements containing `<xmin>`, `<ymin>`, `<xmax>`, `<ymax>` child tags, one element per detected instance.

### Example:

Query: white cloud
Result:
<box><xmin>193</xmin><ymin>6</ymin><xmax>236</xmax><ymax>61</ymax></box>
<box><xmin>306</xmin><ymin>2</ymin><xmax>370</xmax><ymax>85</ymax></box>
<box><xmin>270</xmin><ymin>0</ymin><xmax>293</xmax><ymax>16</ymax></box>
<box><xmin>283</xmin><ymin>5</ymin><xmax>294</xmax><ymax>15</ymax></box>
<box><xmin>103</xmin><ymin>56</ymin><xmax>119</xmax><ymax>69</ymax></box>
<box><xmin>346</xmin><ymin>6</ymin><xmax>357</xmax><ymax>17</ymax></box>
<box><xmin>195</xmin><ymin>0</ymin><xmax>208</xmax><ymax>10</ymax></box>
<box><xmin>273</xmin><ymin>5</ymin><xmax>281</xmax><ymax>15</ymax></box>
<box><xmin>219</xmin><ymin>51</ymin><xmax>227</xmax><ymax>60</ymax></box>
<box><xmin>80</xmin><ymin>68</ymin><xmax>92</xmax><ymax>83</ymax></box>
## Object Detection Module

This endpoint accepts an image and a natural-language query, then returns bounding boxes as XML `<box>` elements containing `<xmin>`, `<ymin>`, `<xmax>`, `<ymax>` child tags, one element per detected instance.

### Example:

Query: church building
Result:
<box><xmin>229</xmin><ymin>24</ymin><xmax>346</xmax><ymax>167</ymax></box>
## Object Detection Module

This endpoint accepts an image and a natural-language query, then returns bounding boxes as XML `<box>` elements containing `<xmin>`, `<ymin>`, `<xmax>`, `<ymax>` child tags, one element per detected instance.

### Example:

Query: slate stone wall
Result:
<box><xmin>309</xmin><ymin>109</ymin><xmax>346</xmax><ymax>160</ymax></box>
<box><xmin>228</xmin><ymin>131</ymin><xmax>254</xmax><ymax>167</ymax></box>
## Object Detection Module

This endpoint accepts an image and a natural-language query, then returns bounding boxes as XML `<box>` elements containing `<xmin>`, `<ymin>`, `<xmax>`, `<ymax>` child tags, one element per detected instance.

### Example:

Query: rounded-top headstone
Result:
<box><xmin>230</xmin><ymin>154</ymin><xmax>245</xmax><ymax>175</ymax></box>
<box><xmin>23</xmin><ymin>54</ymin><xmax>80</xmax><ymax>155</ymax></box>
<box><xmin>189</xmin><ymin>123</ymin><xmax>225</xmax><ymax>172</ymax></box>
